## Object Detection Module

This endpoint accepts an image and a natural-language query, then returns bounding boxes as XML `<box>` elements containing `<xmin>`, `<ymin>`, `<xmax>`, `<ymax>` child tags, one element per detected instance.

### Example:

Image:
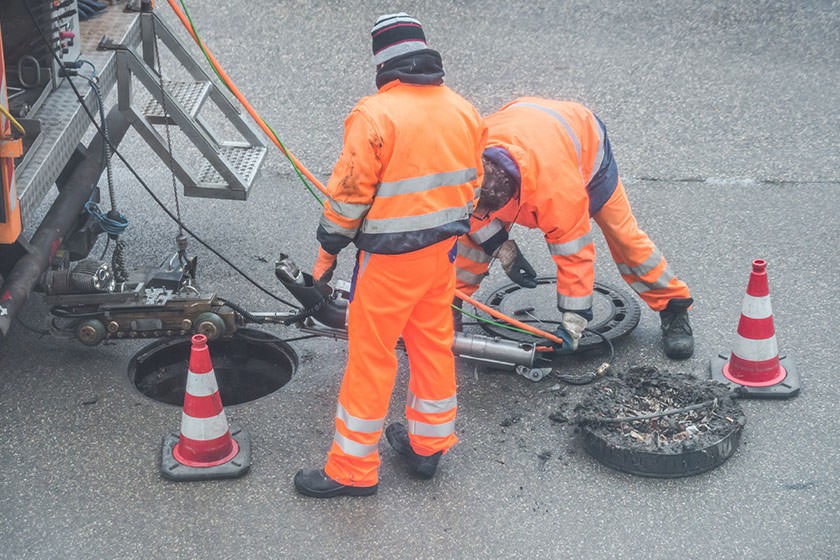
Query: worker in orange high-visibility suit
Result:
<box><xmin>454</xmin><ymin>98</ymin><xmax>693</xmax><ymax>360</ymax></box>
<box><xmin>294</xmin><ymin>13</ymin><xmax>487</xmax><ymax>498</ymax></box>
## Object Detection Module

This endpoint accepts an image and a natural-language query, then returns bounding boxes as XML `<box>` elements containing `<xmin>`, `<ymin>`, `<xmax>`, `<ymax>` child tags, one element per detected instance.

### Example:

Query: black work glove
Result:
<box><xmin>494</xmin><ymin>240</ymin><xmax>537</xmax><ymax>288</ymax></box>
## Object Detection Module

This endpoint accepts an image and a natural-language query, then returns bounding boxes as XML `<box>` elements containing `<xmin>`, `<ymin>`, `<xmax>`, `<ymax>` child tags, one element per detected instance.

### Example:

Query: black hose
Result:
<box><xmin>281</xmin><ymin>297</ymin><xmax>327</xmax><ymax>326</ymax></box>
<box><xmin>217</xmin><ymin>298</ymin><xmax>267</xmax><ymax>324</ymax></box>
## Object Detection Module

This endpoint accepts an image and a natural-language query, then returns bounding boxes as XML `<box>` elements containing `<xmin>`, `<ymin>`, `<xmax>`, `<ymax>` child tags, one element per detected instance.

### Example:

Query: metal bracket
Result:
<box><xmin>515</xmin><ymin>365</ymin><xmax>551</xmax><ymax>382</ymax></box>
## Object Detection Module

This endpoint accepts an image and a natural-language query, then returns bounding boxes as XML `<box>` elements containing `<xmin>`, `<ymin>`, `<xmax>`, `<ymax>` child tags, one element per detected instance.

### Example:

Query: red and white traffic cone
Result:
<box><xmin>161</xmin><ymin>334</ymin><xmax>251</xmax><ymax>480</ymax></box>
<box><xmin>711</xmin><ymin>259</ymin><xmax>800</xmax><ymax>399</ymax></box>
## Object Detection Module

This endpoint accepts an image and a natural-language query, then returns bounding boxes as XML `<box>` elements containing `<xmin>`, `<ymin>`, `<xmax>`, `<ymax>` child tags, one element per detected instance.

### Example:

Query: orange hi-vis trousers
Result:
<box><xmin>594</xmin><ymin>180</ymin><xmax>690</xmax><ymax>312</ymax></box>
<box><xmin>324</xmin><ymin>240</ymin><xmax>459</xmax><ymax>487</ymax></box>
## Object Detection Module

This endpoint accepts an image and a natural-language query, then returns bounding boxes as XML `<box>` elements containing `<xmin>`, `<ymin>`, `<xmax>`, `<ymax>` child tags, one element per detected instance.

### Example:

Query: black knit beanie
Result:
<box><xmin>371</xmin><ymin>13</ymin><xmax>429</xmax><ymax>66</ymax></box>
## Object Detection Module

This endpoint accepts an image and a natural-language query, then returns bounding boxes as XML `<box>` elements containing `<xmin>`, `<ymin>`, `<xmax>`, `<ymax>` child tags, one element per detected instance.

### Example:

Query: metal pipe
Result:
<box><xmin>0</xmin><ymin>108</ymin><xmax>131</xmax><ymax>347</ymax></box>
<box><xmin>453</xmin><ymin>332</ymin><xmax>537</xmax><ymax>369</ymax></box>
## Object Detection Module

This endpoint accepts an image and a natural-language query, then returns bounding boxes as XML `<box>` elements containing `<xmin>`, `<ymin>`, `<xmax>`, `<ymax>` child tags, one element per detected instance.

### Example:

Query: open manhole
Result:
<box><xmin>574</xmin><ymin>366</ymin><xmax>745</xmax><ymax>477</ymax></box>
<box><xmin>129</xmin><ymin>328</ymin><xmax>297</xmax><ymax>406</ymax></box>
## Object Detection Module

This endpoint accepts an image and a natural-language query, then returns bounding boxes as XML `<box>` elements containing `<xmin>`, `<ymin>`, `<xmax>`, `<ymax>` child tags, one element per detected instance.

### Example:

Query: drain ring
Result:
<box><xmin>575</xmin><ymin>369</ymin><xmax>746</xmax><ymax>477</ymax></box>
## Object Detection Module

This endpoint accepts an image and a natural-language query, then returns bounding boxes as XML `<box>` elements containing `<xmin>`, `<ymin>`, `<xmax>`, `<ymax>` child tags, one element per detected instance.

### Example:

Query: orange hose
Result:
<box><xmin>165</xmin><ymin>0</ymin><xmax>328</xmax><ymax>195</ymax></box>
<box><xmin>454</xmin><ymin>288</ymin><xmax>565</xmax><ymax>347</ymax></box>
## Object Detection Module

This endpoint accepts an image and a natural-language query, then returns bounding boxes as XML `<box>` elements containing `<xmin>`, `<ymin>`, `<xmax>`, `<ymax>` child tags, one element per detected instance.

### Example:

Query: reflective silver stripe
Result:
<box><xmin>589</xmin><ymin>119</ymin><xmax>606</xmax><ymax>182</ymax></box>
<box><xmin>407</xmin><ymin>390</ymin><xmax>457</xmax><ymax>414</ymax></box>
<box><xmin>470</xmin><ymin>218</ymin><xmax>504</xmax><ymax>244</ymax></box>
<box><xmin>741</xmin><ymin>294</ymin><xmax>772</xmax><ymax>320</ymax></box>
<box><xmin>557</xmin><ymin>293</ymin><xmax>593</xmax><ymax>311</ymax></box>
<box><xmin>180</xmin><ymin>411</ymin><xmax>229</xmax><ymax>441</ymax></box>
<box><xmin>616</xmin><ymin>249</ymin><xmax>663</xmax><ymax>277</ymax></box>
<box><xmin>329</xmin><ymin>199</ymin><xmax>371</xmax><ymax>221</ymax></box>
<box><xmin>732</xmin><ymin>334</ymin><xmax>779</xmax><ymax>362</ymax></box>
<box><xmin>333</xmin><ymin>430</ymin><xmax>378</xmax><ymax>458</ymax></box>
<box><xmin>509</xmin><ymin>102</ymin><xmax>581</xmax><ymax>164</ymax></box>
<box><xmin>377</xmin><ymin>168</ymin><xmax>478</xmax><ymax>198</ymax></box>
<box><xmin>361</xmin><ymin>204</ymin><xmax>469</xmax><ymax>234</ymax></box>
<box><xmin>408</xmin><ymin>419</ymin><xmax>455</xmax><ymax>438</ymax></box>
<box><xmin>319</xmin><ymin>213</ymin><xmax>357</xmax><ymax>238</ymax></box>
<box><xmin>547</xmin><ymin>232</ymin><xmax>593</xmax><ymax>256</ymax></box>
<box><xmin>185</xmin><ymin>369</ymin><xmax>219</xmax><ymax>398</ymax></box>
<box><xmin>336</xmin><ymin>403</ymin><xmax>384</xmax><ymax>434</ymax></box>
<box><xmin>457</xmin><ymin>241</ymin><xmax>491</xmax><ymax>263</ymax></box>
<box><xmin>456</xmin><ymin>268</ymin><xmax>484</xmax><ymax>286</ymax></box>
<box><xmin>629</xmin><ymin>270</ymin><xmax>674</xmax><ymax>294</ymax></box>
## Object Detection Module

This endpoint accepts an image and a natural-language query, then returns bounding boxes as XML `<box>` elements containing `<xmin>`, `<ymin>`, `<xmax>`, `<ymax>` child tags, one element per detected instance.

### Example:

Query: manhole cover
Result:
<box><xmin>574</xmin><ymin>367</ymin><xmax>745</xmax><ymax>477</ymax></box>
<box><xmin>478</xmin><ymin>278</ymin><xmax>641</xmax><ymax>350</ymax></box>
<box><xmin>128</xmin><ymin>328</ymin><xmax>297</xmax><ymax>406</ymax></box>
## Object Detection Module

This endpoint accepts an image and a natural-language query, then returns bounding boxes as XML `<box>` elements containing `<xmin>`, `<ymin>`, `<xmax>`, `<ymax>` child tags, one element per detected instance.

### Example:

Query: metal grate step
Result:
<box><xmin>190</xmin><ymin>143</ymin><xmax>267</xmax><ymax>199</ymax></box>
<box><xmin>142</xmin><ymin>80</ymin><xmax>211</xmax><ymax>125</ymax></box>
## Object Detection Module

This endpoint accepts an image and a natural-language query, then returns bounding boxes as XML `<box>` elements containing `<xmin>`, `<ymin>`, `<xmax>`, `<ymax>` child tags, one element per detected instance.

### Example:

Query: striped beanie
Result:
<box><xmin>371</xmin><ymin>13</ymin><xmax>428</xmax><ymax>66</ymax></box>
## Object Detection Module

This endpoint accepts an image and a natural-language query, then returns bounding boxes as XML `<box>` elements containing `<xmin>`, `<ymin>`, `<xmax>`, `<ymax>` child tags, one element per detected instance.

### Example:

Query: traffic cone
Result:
<box><xmin>160</xmin><ymin>334</ymin><xmax>251</xmax><ymax>480</ymax></box>
<box><xmin>711</xmin><ymin>259</ymin><xmax>800</xmax><ymax>399</ymax></box>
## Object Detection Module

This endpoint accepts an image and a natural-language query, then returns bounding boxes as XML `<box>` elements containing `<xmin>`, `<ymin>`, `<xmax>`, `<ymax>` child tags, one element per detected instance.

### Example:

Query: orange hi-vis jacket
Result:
<box><xmin>457</xmin><ymin>98</ymin><xmax>600</xmax><ymax>315</ymax></box>
<box><xmin>317</xmin><ymin>80</ymin><xmax>487</xmax><ymax>255</ymax></box>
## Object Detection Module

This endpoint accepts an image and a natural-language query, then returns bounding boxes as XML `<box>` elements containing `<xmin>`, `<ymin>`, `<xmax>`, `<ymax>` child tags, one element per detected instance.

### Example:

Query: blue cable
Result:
<box><xmin>84</xmin><ymin>200</ymin><xmax>128</xmax><ymax>235</ymax></box>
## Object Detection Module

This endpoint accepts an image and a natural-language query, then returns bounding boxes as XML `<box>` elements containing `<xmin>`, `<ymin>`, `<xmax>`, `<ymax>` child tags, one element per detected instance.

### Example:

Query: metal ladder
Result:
<box><xmin>113</xmin><ymin>12</ymin><xmax>266</xmax><ymax>200</ymax></box>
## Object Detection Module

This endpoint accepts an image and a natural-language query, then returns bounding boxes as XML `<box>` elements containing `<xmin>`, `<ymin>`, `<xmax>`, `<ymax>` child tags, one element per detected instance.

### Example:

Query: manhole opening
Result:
<box><xmin>574</xmin><ymin>366</ymin><xmax>746</xmax><ymax>477</ymax></box>
<box><xmin>128</xmin><ymin>328</ymin><xmax>298</xmax><ymax>406</ymax></box>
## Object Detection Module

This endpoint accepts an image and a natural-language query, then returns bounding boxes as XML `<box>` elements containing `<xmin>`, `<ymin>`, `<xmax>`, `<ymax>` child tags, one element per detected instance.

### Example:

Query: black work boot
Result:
<box><xmin>293</xmin><ymin>468</ymin><xmax>378</xmax><ymax>498</ymax></box>
<box><xmin>385</xmin><ymin>422</ymin><xmax>442</xmax><ymax>480</ymax></box>
<box><xmin>660</xmin><ymin>298</ymin><xmax>694</xmax><ymax>360</ymax></box>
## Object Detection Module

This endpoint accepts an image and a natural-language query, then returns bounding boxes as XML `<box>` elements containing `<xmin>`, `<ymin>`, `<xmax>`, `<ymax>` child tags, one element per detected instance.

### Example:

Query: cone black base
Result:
<box><xmin>160</xmin><ymin>425</ymin><xmax>252</xmax><ymax>481</ymax></box>
<box><xmin>710</xmin><ymin>354</ymin><xmax>801</xmax><ymax>399</ymax></box>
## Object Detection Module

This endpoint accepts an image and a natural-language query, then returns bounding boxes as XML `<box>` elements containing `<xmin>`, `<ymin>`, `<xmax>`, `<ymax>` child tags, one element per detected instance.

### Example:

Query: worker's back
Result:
<box><xmin>334</xmin><ymin>80</ymin><xmax>486</xmax><ymax>254</ymax></box>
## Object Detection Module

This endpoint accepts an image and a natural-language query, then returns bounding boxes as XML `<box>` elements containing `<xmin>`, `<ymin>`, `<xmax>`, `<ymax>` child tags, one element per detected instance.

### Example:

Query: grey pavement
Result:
<box><xmin>1</xmin><ymin>1</ymin><xmax>839</xmax><ymax>559</ymax></box>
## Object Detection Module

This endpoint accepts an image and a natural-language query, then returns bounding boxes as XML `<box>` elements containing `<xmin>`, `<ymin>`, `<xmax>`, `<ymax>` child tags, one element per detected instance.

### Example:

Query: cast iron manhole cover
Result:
<box><xmin>574</xmin><ymin>367</ymin><xmax>745</xmax><ymax>477</ymax></box>
<box><xmin>128</xmin><ymin>328</ymin><xmax>297</xmax><ymax>406</ymax></box>
<box><xmin>477</xmin><ymin>278</ymin><xmax>641</xmax><ymax>350</ymax></box>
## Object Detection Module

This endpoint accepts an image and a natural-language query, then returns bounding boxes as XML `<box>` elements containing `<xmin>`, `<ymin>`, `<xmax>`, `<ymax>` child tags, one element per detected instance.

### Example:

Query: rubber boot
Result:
<box><xmin>293</xmin><ymin>468</ymin><xmax>378</xmax><ymax>498</ymax></box>
<box><xmin>385</xmin><ymin>422</ymin><xmax>442</xmax><ymax>479</ymax></box>
<box><xmin>660</xmin><ymin>298</ymin><xmax>694</xmax><ymax>360</ymax></box>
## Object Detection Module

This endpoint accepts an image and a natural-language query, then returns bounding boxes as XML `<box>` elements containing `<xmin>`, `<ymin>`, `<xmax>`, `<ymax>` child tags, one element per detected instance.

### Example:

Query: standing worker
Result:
<box><xmin>454</xmin><ymin>97</ymin><xmax>694</xmax><ymax>359</ymax></box>
<box><xmin>294</xmin><ymin>13</ymin><xmax>487</xmax><ymax>498</ymax></box>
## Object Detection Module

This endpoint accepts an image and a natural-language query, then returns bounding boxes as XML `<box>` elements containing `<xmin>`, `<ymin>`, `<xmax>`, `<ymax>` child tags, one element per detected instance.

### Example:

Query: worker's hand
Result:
<box><xmin>548</xmin><ymin>312</ymin><xmax>588</xmax><ymax>354</ymax></box>
<box><xmin>312</xmin><ymin>247</ymin><xmax>337</xmax><ymax>285</ymax></box>
<box><xmin>494</xmin><ymin>240</ymin><xmax>537</xmax><ymax>288</ymax></box>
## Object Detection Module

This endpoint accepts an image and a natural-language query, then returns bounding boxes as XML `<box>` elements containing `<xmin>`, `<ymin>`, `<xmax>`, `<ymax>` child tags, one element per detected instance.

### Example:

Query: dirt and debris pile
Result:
<box><xmin>572</xmin><ymin>366</ymin><xmax>746</xmax><ymax>477</ymax></box>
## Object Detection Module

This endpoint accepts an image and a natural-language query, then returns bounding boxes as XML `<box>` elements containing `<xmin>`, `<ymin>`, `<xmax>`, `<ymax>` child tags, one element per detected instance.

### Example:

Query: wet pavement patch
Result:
<box><xmin>128</xmin><ymin>328</ymin><xmax>297</xmax><ymax>406</ymax></box>
<box><xmin>573</xmin><ymin>366</ymin><xmax>745</xmax><ymax>477</ymax></box>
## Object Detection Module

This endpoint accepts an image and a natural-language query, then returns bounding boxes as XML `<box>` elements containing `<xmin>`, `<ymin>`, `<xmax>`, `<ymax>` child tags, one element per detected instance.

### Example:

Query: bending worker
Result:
<box><xmin>294</xmin><ymin>13</ymin><xmax>487</xmax><ymax>498</ymax></box>
<box><xmin>454</xmin><ymin>97</ymin><xmax>694</xmax><ymax>360</ymax></box>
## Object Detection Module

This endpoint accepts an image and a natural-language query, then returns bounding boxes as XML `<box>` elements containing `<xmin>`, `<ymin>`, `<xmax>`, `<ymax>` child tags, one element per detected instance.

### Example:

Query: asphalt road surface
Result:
<box><xmin>2</xmin><ymin>1</ymin><xmax>839</xmax><ymax>559</ymax></box>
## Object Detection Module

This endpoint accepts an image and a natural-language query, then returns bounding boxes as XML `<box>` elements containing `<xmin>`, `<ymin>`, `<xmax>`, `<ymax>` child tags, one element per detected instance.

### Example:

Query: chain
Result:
<box><xmin>151</xmin><ymin>17</ymin><xmax>184</xmax><ymax>236</ymax></box>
